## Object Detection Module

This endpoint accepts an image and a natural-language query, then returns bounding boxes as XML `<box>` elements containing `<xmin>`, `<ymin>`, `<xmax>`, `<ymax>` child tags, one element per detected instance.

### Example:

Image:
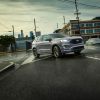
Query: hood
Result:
<box><xmin>64</xmin><ymin>36</ymin><xmax>83</xmax><ymax>40</ymax></box>
<box><xmin>53</xmin><ymin>36</ymin><xmax>83</xmax><ymax>41</ymax></box>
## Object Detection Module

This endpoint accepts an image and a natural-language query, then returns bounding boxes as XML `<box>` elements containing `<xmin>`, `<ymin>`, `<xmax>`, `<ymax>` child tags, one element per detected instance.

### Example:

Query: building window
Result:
<box><xmin>80</xmin><ymin>30</ymin><xmax>85</xmax><ymax>34</ymax></box>
<box><xmin>86</xmin><ymin>23</ymin><xmax>93</xmax><ymax>27</ymax></box>
<box><xmin>72</xmin><ymin>24</ymin><xmax>78</xmax><ymax>29</ymax></box>
<box><xmin>86</xmin><ymin>29</ymin><xmax>93</xmax><ymax>34</ymax></box>
<box><xmin>94</xmin><ymin>22</ymin><xmax>100</xmax><ymax>27</ymax></box>
<box><xmin>94</xmin><ymin>29</ymin><xmax>100</xmax><ymax>33</ymax></box>
<box><xmin>80</xmin><ymin>23</ymin><xmax>84</xmax><ymax>28</ymax></box>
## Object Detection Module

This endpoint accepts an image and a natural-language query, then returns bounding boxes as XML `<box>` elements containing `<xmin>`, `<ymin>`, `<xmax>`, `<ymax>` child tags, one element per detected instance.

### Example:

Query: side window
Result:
<box><xmin>42</xmin><ymin>35</ymin><xmax>50</xmax><ymax>41</ymax></box>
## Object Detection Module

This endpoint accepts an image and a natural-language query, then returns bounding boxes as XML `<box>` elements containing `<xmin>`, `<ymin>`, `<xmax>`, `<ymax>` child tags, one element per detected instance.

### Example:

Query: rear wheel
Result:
<box><xmin>52</xmin><ymin>46</ymin><xmax>62</xmax><ymax>58</ymax></box>
<box><xmin>33</xmin><ymin>48</ymin><xmax>40</xmax><ymax>58</ymax></box>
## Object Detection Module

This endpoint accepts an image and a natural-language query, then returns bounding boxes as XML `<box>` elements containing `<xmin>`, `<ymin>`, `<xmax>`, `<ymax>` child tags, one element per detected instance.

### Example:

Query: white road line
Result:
<box><xmin>21</xmin><ymin>55</ymin><xmax>34</xmax><ymax>65</ymax></box>
<box><xmin>86</xmin><ymin>56</ymin><xmax>100</xmax><ymax>61</ymax></box>
<box><xmin>32</xmin><ymin>56</ymin><xmax>52</xmax><ymax>63</ymax></box>
<box><xmin>21</xmin><ymin>55</ymin><xmax>52</xmax><ymax>65</ymax></box>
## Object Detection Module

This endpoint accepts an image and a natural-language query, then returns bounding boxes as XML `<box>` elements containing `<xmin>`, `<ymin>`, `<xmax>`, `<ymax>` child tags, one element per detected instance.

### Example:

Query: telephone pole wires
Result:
<box><xmin>74</xmin><ymin>0</ymin><xmax>81</xmax><ymax>35</ymax></box>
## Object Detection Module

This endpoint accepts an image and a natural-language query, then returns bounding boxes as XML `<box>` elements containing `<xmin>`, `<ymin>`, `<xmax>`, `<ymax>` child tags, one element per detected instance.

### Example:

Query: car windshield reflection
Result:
<box><xmin>49</xmin><ymin>34</ymin><xmax>66</xmax><ymax>39</ymax></box>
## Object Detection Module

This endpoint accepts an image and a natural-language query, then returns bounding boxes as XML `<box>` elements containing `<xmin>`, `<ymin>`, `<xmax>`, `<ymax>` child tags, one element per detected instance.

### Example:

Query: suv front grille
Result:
<box><xmin>72</xmin><ymin>46</ymin><xmax>84</xmax><ymax>51</ymax></box>
<box><xmin>70</xmin><ymin>38</ymin><xmax>82</xmax><ymax>44</ymax></box>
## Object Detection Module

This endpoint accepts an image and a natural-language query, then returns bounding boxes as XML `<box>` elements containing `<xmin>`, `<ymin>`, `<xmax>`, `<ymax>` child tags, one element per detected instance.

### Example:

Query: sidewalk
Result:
<box><xmin>0</xmin><ymin>50</ymin><xmax>32</xmax><ymax>73</ymax></box>
<box><xmin>0</xmin><ymin>61</ymin><xmax>15</xmax><ymax>73</ymax></box>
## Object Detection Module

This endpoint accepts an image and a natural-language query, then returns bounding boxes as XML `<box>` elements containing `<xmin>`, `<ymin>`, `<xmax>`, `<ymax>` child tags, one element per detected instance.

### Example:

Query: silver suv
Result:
<box><xmin>32</xmin><ymin>33</ymin><xmax>84</xmax><ymax>58</ymax></box>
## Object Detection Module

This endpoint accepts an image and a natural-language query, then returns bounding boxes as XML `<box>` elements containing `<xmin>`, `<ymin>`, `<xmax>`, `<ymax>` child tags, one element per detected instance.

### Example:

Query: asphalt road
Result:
<box><xmin>0</xmin><ymin>48</ymin><xmax>100</xmax><ymax>100</ymax></box>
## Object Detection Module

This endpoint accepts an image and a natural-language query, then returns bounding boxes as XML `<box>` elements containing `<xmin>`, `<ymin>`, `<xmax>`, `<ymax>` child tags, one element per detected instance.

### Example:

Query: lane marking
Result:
<box><xmin>32</xmin><ymin>56</ymin><xmax>52</xmax><ymax>63</ymax></box>
<box><xmin>21</xmin><ymin>55</ymin><xmax>34</xmax><ymax>65</ymax></box>
<box><xmin>86</xmin><ymin>56</ymin><xmax>100</xmax><ymax>61</ymax></box>
<box><xmin>21</xmin><ymin>55</ymin><xmax>52</xmax><ymax>65</ymax></box>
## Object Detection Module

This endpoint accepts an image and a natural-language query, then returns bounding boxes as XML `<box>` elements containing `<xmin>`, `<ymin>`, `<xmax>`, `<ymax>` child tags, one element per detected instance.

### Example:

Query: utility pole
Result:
<box><xmin>74</xmin><ymin>0</ymin><xmax>81</xmax><ymax>35</ymax></box>
<box><xmin>34</xmin><ymin>18</ymin><xmax>36</xmax><ymax>37</ymax></box>
<box><xmin>57</xmin><ymin>23</ymin><xmax>58</xmax><ymax>29</ymax></box>
<box><xmin>11</xmin><ymin>25</ymin><xmax>16</xmax><ymax>52</ymax></box>
<box><xmin>12</xmin><ymin>25</ymin><xmax>14</xmax><ymax>37</ymax></box>
<box><xmin>63</xmin><ymin>16</ymin><xmax>65</xmax><ymax>25</ymax></box>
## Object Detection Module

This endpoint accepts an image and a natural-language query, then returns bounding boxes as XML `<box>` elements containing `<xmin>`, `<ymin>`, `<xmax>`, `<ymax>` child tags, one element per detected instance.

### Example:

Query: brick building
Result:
<box><xmin>60</xmin><ymin>17</ymin><xmax>100</xmax><ymax>41</ymax></box>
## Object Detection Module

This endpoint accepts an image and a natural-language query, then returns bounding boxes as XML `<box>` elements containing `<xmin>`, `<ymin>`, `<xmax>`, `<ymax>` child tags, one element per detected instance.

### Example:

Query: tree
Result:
<box><xmin>0</xmin><ymin>35</ymin><xmax>15</xmax><ymax>52</ymax></box>
<box><xmin>53</xmin><ymin>29</ymin><xmax>61</xmax><ymax>33</ymax></box>
<box><xmin>92</xmin><ymin>17</ymin><xmax>100</xmax><ymax>20</ymax></box>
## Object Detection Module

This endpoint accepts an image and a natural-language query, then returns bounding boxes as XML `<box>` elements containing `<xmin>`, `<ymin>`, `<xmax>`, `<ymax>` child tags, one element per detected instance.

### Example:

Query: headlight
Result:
<box><xmin>60</xmin><ymin>40</ymin><xmax>69</xmax><ymax>43</ymax></box>
<box><xmin>60</xmin><ymin>40</ymin><xmax>70</xmax><ymax>49</ymax></box>
<box><xmin>60</xmin><ymin>40</ymin><xmax>70</xmax><ymax>45</ymax></box>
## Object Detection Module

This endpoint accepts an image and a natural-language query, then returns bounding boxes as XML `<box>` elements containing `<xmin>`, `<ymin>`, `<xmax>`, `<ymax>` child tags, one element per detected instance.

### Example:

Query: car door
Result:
<box><xmin>39</xmin><ymin>35</ymin><xmax>52</xmax><ymax>54</ymax></box>
<box><xmin>35</xmin><ymin>35</ymin><xmax>44</xmax><ymax>54</ymax></box>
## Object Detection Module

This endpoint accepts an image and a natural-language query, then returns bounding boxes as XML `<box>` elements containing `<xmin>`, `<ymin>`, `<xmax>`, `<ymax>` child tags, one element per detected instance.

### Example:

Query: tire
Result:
<box><xmin>74</xmin><ymin>51</ymin><xmax>81</xmax><ymax>55</ymax></box>
<box><xmin>33</xmin><ymin>48</ymin><xmax>40</xmax><ymax>58</ymax></box>
<box><xmin>52</xmin><ymin>46</ymin><xmax>62</xmax><ymax>58</ymax></box>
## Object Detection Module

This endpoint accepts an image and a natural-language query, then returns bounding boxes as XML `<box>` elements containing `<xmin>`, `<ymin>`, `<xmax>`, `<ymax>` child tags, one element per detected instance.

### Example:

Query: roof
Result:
<box><xmin>70</xmin><ymin>19</ymin><xmax>100</xmax><ymax>24</ymax></box>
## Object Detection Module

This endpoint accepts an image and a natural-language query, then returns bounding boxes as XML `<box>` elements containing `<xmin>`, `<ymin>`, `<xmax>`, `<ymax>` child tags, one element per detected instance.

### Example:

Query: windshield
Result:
<box><xmin>49</xmin><ymin>34</ymin><xmax>66</xmax><ymax>39</ymax></box>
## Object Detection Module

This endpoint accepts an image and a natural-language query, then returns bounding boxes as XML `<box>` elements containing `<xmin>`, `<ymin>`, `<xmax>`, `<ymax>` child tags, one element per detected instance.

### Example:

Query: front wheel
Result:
<box><xmin>33</xmin><ymin>48</ymin><xmax>40</xmax><ymax>58</ymax></box>
<box><xmin>52</xmin><ymin>46</ymin><xmax>62</xmax><ymax>58</ymax></box>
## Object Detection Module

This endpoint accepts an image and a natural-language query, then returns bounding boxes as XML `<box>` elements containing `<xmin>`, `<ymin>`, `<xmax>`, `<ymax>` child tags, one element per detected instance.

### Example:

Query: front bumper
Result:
<box><xmin>61</xmin><ymin>45</ymin><xmax>84</xmax><ymax>53</ymax></box>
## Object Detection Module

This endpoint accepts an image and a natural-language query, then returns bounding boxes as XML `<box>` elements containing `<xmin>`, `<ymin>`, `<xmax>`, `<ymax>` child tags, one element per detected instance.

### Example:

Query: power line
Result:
<box><xmin>59</xmin><ymin>0</ymin><xmax>100</xmax><ymax>9</ymax></box>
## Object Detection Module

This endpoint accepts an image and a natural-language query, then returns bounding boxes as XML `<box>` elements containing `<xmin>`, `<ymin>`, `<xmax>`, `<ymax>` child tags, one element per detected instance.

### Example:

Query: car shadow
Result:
<box><xmin>60</xmin><ymin>53</ymin><xmax>85</xmax><ymax>59</ymax></box>
<box><xmin>35</xmin><ymin>53</ymin><xmax>86</xmax><ymax>61</ymax></box>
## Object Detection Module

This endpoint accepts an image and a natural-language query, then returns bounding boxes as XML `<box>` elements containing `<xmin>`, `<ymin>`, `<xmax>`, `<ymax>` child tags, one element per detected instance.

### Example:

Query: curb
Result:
<box><xmin>0</xmin><ymin>62</ymin><xmax>15</xmax><ymax>73</ymax></box>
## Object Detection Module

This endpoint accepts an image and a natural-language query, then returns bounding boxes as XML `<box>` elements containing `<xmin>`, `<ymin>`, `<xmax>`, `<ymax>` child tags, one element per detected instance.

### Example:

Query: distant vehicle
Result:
<box><xmin>32</xmin><ymin>33</ymin><xmax>84</xmax><ymax>58</ymax></box>
<box><xmin>86</xmin><ymin>38</ymin><xmax>100</xmax><ymax>46</ymax></box>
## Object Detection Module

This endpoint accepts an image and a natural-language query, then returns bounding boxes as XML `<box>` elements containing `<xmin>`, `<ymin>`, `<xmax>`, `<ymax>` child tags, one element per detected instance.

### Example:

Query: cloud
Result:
<box><xmin>0</xmin><ymin>0</ymin><xmax>100</xmax><ymax>35</ymax></box>
<box><xmin>0</xmin><ymin>0</ymin><xmax>100</xmax><ymax>13</ymax></box>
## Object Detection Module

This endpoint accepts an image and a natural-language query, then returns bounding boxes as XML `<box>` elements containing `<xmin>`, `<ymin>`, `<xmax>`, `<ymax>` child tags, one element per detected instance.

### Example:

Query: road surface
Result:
<box><xmin>0</xmin><ymin>48</ymin><xmax>100</xmax><ymax>100</ymax></box>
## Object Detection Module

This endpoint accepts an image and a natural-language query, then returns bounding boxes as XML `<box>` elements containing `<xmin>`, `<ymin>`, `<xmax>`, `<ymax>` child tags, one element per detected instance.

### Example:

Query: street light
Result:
<box><xmin>12</xmin><ymin>25</ymin><xmax>14</xmax><ymax>37</ymax></box>
<box><xmin>8</xmin><ymin>25</ymin><xmax>14</xmax><ymax>37</ymax></box>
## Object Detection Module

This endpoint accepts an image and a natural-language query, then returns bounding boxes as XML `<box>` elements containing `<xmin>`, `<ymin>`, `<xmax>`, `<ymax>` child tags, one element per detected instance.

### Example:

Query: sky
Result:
<box><xmin>0</xmin><ymin>0</ymin><xmax>100</xmax><ymax>37</ymax></box>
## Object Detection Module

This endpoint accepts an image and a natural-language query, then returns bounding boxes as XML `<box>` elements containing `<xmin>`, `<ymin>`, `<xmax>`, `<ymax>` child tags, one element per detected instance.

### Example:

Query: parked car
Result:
<box><xmin>86</xmin><ymin>38</ymin><xmax>100</xmax><ymax>46</ymax></box>
<box><xmin>32</xmin><ymin>33</ymin><xmax>84</xmax><ymax>58</ymax></box>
